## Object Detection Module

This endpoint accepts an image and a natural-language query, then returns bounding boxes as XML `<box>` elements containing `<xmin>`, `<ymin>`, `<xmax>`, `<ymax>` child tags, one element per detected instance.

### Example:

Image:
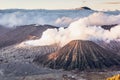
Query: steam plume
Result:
<box><xmin>25</xmin><ymin>12</ymin><xmax>120</xmax><ymax>46</ymax></box>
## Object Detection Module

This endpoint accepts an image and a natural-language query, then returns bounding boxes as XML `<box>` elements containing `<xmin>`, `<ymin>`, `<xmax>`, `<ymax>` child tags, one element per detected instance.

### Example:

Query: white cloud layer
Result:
<box><xmin>25</xmin><ymin>12</ymin><xmax>120</xmax><ymax>46</ymax></box>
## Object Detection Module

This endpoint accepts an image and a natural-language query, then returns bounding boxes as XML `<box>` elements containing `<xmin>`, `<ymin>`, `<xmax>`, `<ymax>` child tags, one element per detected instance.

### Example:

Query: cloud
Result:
<box><xmin>24</xmin><ymin>12</ymin><xmax>120</xmax><ymax>47</ymax></box>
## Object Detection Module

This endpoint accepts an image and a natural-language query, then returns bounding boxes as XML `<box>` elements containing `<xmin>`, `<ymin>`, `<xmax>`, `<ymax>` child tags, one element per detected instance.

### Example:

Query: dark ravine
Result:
<box><xmin>34</xmin><ymin>40</ymin><xmax>120</xmax><ymax>70</ymax></box>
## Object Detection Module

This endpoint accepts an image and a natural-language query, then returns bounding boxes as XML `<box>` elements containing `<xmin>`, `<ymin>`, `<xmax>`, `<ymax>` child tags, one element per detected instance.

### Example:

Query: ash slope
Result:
<box><xmin>34</xmin><ymin>40</ymin><xmax>120</xmax><ymax>70</ymax></box>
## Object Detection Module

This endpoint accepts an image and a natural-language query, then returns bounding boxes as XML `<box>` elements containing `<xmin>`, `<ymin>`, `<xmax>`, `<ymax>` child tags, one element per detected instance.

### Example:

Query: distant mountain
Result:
<box><xmin>74</xmin><ymin>6</ymin><xmax>92</xmax><ymax>10</ymax></box>
<box><xmin>101</xmin><ymin>24</ymin><xmax>118</xmax><ymax>30</ymax></box>
<box><xmin>34</xmin><ymin>40</ymin><xmax>120</xmax><ymax>70</ymax></box>
<box><xmin>0</xmin><ymin>24</ymin><xmax>57</xmax><ymax>48</ymax></box>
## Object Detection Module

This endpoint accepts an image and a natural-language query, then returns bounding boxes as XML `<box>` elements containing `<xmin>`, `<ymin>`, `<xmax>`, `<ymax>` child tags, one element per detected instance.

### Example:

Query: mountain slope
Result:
<box><xmin>0</xmin><ymin>24</ymin><xmax>57</xmax><ymax>48</ymax></box>
<box><xmin>0</xmin><ymin>26</ymin><xmax>11</xmax><ymax>37</ymax></box>
<box><xmin>34</xmin><ymin>40</ymin><xmax>120</xmax><ymax>70</ymax></box>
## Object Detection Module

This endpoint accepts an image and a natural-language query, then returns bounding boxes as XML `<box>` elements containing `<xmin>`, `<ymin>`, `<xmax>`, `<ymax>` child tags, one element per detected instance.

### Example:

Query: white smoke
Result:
<box><xmin>80</xmin><ymin>12</ymin><xmax>120</xmax><ymax>26</ymax></box>
<box><xmin>24</xmin><ymin>12</ymin><xmax>120</xmax><ymax>46</ymax></box>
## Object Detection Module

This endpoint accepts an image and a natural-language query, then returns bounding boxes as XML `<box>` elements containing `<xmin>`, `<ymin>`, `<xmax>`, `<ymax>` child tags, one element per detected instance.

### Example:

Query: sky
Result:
<box><xmin>0</xmin><ymin>0</ymin><xmax>120</xmax><ymax>10</ymax></box>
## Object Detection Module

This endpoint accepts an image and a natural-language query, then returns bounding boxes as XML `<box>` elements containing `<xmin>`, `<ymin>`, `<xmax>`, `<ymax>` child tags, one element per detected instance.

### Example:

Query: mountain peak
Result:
<box><xmin>75</xmin><ymin>6</ymin><xmax>92</xmax><ymax>10</ymax></box>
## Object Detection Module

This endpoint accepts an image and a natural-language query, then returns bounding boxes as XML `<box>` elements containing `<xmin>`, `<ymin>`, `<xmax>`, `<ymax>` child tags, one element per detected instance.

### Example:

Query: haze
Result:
<box><xmin>0</xmin><ymin>0</ymin><xmax>120</xmax><ymax>10</ymax></box>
